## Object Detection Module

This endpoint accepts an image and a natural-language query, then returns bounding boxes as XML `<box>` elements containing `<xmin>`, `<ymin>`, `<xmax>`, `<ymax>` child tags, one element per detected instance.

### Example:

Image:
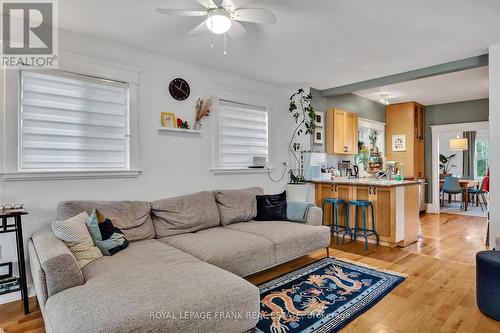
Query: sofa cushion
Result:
<box><xmin>58</xmin><ymin>201</ymin><xmax>154</xmax><ymax>242</ymax></box>
<box><xmin>51</xmin><ymin>212</ymin><xmax>103</xmax><ymax>268</ymax></box>
<box><xmin>44</xmin><ymin>239</ymin><xmax>259</xmax><ymax>333</ymax></box>
<box><xmin>160</xmin><ymin>227</ymin><xmax>275</xmax><ymax>276</ymax></box>
<box><xmin>213</xmin><ymin>187</ymin><xmax>264</xmax><ymax>225</ymax></box>
<box><xmin>151</xmin><ymin>191</ymin><xmax>220</xmax><ymax>238</ymax></box>
<box><xmin>227</xmin><ymin>221</ymin><xmax>331</xmax><ymax>263</ymax></box>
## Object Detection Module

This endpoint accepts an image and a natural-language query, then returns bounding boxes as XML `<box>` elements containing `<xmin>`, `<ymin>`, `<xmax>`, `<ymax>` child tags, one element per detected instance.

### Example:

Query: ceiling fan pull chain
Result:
<box><xmin>211</xmin><ymin>17</ymin><xmax>214</xmax><ymax>48</ymax></box>
<box><xmin>224</xmin><ymin>32</ymin><xmax>227</xmax><ymax>55</ymax></box>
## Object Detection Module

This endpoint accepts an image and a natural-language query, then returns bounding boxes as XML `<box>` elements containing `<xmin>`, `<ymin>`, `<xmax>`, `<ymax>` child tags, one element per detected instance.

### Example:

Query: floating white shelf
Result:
<box><xmin>157</xmin><ymin>127</ymin><xmax>202</xmax><ymax>134</ymax></box>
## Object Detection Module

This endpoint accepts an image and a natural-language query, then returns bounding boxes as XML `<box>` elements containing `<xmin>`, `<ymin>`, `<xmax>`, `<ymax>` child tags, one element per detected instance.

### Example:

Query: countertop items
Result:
<box><xmin>310</xmin><ymin>177</ymin><xmax>420</xmax><ymax>187</ymax></box>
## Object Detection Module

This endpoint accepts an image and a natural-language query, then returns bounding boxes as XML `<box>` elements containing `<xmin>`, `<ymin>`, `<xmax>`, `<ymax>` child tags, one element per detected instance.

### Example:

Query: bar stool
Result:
<box><xmin>345</xmin><ymin>200</ymin><xmax>379</xmax><ymax>251</ymax></box>
<box><xmin>322</xmin><ymin>198</ymin><xmax>349</xmax><ymax>245</ymax></box>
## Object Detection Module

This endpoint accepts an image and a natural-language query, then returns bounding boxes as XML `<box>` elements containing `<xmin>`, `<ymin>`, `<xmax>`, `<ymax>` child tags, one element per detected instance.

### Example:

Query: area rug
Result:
<box><xmin>257</xmin><ymin>257</ymin><xmax>406</xmax><ymax>333</ymax></box>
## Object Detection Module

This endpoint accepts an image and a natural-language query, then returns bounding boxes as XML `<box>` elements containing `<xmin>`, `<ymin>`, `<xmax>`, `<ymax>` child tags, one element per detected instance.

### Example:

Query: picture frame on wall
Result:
<box><xmin>314</xmin><ymin>128</ymin><xmax>323</xmax><ymax>144</ymax></box>
<box><xmin>392</xmin><ymin>134</ymin><xmax>406</xmax><ymax>152</ymax></box>
<box><xmin>315</xmin><ymin>111</ymin><xmax>324</xmax><ymax>127</ymax></box>
<box><xmin>161</xmin><ymin>112</ymin><xmax>177</xmax><ymax>128</ymax></box>
<box><xmin>0</xmin><ymin>262</ymin><xmax>12</xmax><ymax>280</ymax></box>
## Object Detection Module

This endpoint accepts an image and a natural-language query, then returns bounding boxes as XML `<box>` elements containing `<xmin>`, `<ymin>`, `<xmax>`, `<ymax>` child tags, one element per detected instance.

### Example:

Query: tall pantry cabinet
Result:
<box><xmin>385</xmin><ymin>102</ymin><xmax>425</xmax><ymax>179</ymax></box>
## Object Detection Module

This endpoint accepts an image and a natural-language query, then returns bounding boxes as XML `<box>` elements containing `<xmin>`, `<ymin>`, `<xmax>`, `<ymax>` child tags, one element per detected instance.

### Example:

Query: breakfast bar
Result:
<box><xmin>313</xmin><ymin>178</ymin><xmax>421</xmax><ymax>247</ymax></box>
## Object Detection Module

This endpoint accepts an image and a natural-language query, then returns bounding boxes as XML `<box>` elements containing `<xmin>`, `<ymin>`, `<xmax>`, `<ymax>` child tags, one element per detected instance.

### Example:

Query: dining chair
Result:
<box><xmin>468</xmin><ymin>177</ymin><xmax>489</xmax><ymax>211</ymax></box>
<box><xmin>441</xmin><ymin>176</ymin><xmax>464</xmax><ymax>210</ymax></box>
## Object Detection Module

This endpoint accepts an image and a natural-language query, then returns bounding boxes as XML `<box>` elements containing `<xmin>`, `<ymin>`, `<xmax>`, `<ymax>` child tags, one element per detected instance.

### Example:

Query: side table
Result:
<box><xmin>0</xmin><ymin>209</ymin><xmax>29</xmax><ymax>314</ymax></box>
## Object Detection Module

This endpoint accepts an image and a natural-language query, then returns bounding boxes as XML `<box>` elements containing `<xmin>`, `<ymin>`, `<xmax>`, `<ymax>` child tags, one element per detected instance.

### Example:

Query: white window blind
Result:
<box><xmin>218</xmin><ymin>100</ymin><xmax>268</xmax><ymax>168</ymax></box>
<box><xmin>19</xmin><ymin>70</ymin><xmax>130</xmax><ymax>171</ymax></box>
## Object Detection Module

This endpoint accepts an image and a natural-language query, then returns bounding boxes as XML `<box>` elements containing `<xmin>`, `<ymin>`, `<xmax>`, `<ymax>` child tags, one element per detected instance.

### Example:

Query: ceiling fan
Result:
<box><xmin>155</xmin><ymin>0</ymin><xmax>277</xmax><ymax>54</ymax></box>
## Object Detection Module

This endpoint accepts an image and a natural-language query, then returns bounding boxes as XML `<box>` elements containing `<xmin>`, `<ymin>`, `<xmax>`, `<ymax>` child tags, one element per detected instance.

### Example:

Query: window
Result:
<box><xmin>475</xmin><ymin>138</ymin><xmax>489</xmax><ymax>178</ymax></box>
<box><xmin>356</xmin><ymin>118</ymin><xmax>385</xmax><ymax>171</ymax></box>
<box><xmin>217</xmin><ymin>100</ymin><xmax>268</xmax><ymax>168</ymax></box>
<box><xmin>19</xmin><ymin>70</ymin><xmax>130</xmax><ymax>171</ymax></box>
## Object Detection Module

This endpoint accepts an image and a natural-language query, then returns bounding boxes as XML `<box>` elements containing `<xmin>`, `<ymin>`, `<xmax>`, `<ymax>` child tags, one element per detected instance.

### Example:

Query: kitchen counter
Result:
<box><xmin>314</xmin><ymin>178</ymin><xmax>420</xmax><ymax>247</ymax></box>
<box><xmin>310</xmin><ymin>177</ymin><xmax>420</xmax><ymax>187</ymax></box>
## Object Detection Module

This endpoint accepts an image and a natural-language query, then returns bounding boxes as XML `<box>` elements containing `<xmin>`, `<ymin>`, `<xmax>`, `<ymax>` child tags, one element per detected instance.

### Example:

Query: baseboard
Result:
<box><xmin>0</xmin><ymin>284</ymin><xmax>36</xmax><ymax>305</ymax></box>
<box><xmin>426</xmin><ymin>203</ymin><xmax>440</xmax><ymax>214</ymax></box>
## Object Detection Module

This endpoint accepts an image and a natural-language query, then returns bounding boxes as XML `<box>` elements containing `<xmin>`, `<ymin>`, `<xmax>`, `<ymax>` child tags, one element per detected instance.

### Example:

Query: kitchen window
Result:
<box><xmin>475</xmin><ymin>137</ymin><xmax>489</xmax><ymax>178</ymax></box>
<box><xmin>19</xmin><ymin>70</ymin><xmax>130</xmax><ymax>171</ymax></box>
<box><xmin>356</xmin><ymin>118</ymin><xmax>386</xmax><ymax>171</ymax></box>
<box><xmin>216</xmin><ymin>100</ymin><xmax>269</xmax><ymax>169</ymax></box>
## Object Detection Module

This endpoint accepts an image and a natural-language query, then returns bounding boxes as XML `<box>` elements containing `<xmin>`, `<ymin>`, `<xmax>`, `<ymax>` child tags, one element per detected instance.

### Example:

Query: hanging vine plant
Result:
<box><xmin>288</xmin><ymin>88</ymin><xmax>316</xmax><ymax>183</ymax></box>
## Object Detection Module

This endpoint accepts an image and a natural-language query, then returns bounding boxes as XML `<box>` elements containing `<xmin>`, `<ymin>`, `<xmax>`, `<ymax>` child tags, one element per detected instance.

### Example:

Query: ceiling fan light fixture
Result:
<box><xmin>206</xmin><ymin>9</ymin><xmax>232</xmax><ymax>34</ymax></box>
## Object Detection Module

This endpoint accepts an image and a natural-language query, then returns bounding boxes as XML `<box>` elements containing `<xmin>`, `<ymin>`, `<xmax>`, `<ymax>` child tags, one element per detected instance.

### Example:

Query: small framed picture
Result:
<box><xmin>315</xmin><ymin>111</ymin><xmax>324</xmax><ymax>127</ymax></box>
<box><xmin>0</xmin><ymin>262</ymin><xmax>12</xmax><ymax>280</ymax></box>
<box><xmin>314</xmin><ymin>128</ymin><xmax>323</xmax><ymax>144</ymax></box>
<box><xmin>392</xmin><ymin>134</ymin><xmax>406</xmax><ymax>152</ymax></box>
<box><xmin>161</xmin><ymin>112</ymin><xmax>177</xmax><ymax>128</ymax></box>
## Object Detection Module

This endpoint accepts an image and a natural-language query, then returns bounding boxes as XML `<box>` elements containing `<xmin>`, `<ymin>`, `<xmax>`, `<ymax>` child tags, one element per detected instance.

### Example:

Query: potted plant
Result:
<box><xmin>368</xmin><ymin>129</ymin><xmax>382</xmax><ymax>171</ymax></box>
<box><xmin>439</xmin><ymin>153</ymin><xmax>456</xmax><ymax>179</ymax></box>
<box><xmin>356</xmin><ymin>139</ymin><xmax>370</xmax><ymax>171</ymax></box>
<box><xmin>286</xmin><ymin>88</ymin><xmax>316</xmax><ymax>202</ymax></box>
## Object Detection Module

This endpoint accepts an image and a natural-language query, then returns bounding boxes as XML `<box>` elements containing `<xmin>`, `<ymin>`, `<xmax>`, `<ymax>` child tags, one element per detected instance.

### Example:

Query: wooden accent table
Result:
<box><xmin>0</xmin><ymin>209</ymin><xmax>29</xmax><ymax>314</ymax></box>
<box><xmin>439</xmin><ymin>179</ymin><xmax>480</xmax><ymax>211</ymax></box>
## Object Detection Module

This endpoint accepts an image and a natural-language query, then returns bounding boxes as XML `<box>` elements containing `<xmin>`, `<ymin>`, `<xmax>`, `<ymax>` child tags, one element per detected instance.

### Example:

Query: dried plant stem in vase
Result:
<box><xmin>194</xmin><ymin>97</ymin><xmax>212</xmax><ymax>130</ymax></box>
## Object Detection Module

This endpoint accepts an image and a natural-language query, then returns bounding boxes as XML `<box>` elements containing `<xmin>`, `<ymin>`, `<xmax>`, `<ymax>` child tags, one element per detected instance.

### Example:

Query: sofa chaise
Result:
<box><xmin>28</xmin><ymin>188</ymin><xmax>331</xmax><ymax>333</ymax></box>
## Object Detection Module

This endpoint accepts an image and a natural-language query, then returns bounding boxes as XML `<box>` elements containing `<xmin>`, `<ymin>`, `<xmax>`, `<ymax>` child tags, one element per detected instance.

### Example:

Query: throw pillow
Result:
<box><xmin>87</xmin><ymin>209</ymin><xmax>129</xmax><ymax>256</ymax></box>
<box><xmin>52</xmin><ymin>212</ymin><xmax>103</xmax><ymax>268</ymax></box>
<box><xmin>254</xmin><ymin>191</ymin><xmax>287</xmax><ymax>221</ymax></box>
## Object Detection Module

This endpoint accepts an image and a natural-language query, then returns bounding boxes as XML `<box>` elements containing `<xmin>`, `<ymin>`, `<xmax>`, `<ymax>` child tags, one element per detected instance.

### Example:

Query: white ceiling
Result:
<box><xmin>58</xmin><ymin>0</ymin><xmax>500</xmax><ymax>89</ymax></box>
<box><xmin>353</xmin><ymin>67</ymin><xmax>489</xmax><ymax>106</ymax></box>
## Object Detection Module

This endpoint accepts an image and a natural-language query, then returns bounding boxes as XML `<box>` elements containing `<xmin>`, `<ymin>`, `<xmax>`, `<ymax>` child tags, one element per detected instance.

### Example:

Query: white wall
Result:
<box><xmin>490</xmin><ymin>43</ymin><xmax>500</xmax><ymax>246</ymax></box>
<box><xmin>0</xmin><ymin>30</ymin><xmax>296</xmax><ymax>285</ymax></box>
<box><xmin>439</xmin><ymin>131</ymin><xmax>464</xmax><ymax>177</ymax></box>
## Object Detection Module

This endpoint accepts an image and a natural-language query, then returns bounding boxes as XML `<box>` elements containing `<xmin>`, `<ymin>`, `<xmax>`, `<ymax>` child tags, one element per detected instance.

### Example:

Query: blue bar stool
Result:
<box><xmin>346</xmin><ymin>200</ymin><xmax>379</xmax><ymax>251</ymax></box>
<box><xmin>322</xmin><ymin>198</ymin><xmax>349</xmax><ymax>245</ymax></box>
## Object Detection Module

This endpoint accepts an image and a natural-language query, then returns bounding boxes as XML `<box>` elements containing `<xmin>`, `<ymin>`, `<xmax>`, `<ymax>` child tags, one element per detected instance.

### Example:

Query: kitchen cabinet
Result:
<box><xmin>386</xmin><ymin>102</ymin><xmax>425</xmax><ymax>179</ymax></box>
<box><xmin>326</xmin><ymin>109</ymin><xmax>358</xmax><ymax>155</ymax></box>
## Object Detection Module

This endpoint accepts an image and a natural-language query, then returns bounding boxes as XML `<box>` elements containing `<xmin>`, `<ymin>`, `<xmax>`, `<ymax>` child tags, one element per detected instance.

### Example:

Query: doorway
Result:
<box><xmin>430</xmin><ymin>122</ymin><xmax>489</xmax><ymax>218</ymax></box>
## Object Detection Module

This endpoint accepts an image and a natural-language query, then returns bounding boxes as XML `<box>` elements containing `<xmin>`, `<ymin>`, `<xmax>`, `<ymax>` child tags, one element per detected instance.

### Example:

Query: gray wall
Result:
<box><xmin>311</xmin><ymin>89</ymin><xmax>386</xmax><ymax>122</ymax></box>
<box><xmin>424</xmin><ymin>98</ymin><xmax>489</xmax><ymax>202</ymax></box>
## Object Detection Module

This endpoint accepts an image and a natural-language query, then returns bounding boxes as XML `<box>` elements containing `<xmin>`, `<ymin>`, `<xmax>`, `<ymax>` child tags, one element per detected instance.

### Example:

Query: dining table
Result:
<box><xmin>439</xmin><ymin>178</ymin><xmax>481</xmax><ymax>211</ymax></box>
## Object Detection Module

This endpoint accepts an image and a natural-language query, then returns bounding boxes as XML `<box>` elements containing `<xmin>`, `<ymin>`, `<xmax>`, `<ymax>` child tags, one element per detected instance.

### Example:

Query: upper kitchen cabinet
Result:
<box><xmin>385</xmin><ymin>102</ymin><xmax>425</xmax><ymax>179</ymax></box>
<box><xmin>326</xmin><ymin>108</ymin><xmax>358</xmax><ymax>155</ymax></box>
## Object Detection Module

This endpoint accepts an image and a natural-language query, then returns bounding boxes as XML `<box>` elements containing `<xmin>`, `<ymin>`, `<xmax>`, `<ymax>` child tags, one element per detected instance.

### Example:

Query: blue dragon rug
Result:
<box><xmin>257</xmin><ymin>258</ymin><xmax>406</xmax><ymax>333</ymax></box>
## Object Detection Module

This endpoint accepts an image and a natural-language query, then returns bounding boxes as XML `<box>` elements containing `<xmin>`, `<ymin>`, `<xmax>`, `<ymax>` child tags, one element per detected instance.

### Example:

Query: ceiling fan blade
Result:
<box><xmin>195</xmin><ymin>0</ymin><xmax>218</xmax><ymax>9</ymax></box>
<box><xmin>227</xmin><ymin>21</ymin><xmax>246</xmax><ymax>39</ymax></box>
<box><xmin>155</xmin><ymin>8</ymin><xmax>206</xmax><ymax>17</ymax></box>
<box><xmin>222</xmin><ymin>0</ymin><xmax>252</xmax><ymax>11</ymax></box>
<box><xmin>186</xmin><ymin>20</ymin><xmax>208</xmax><ymax>37</ymax></box>
<box><xmin>232</xmin><ymin>8</ymin><xmax>276</xmax><ymax>24</ymax></box>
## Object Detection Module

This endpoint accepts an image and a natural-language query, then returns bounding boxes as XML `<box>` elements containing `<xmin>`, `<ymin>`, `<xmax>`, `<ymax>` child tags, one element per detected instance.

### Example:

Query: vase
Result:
<box><xmin>286</xmin><ymin>183</ymin><xmax>309</xmax><ymax>202</ymax></box>
<box><xmin>193</xmin><ymin>121</ymin><xmax>201</xmax><ymax>130</ymax></box>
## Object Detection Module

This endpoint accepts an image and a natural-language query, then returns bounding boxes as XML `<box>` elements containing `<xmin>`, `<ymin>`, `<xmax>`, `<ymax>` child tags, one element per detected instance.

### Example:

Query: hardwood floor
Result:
<box><xmin>1</xmin><ymin>213</ymin><xmax>498</xmax><ymax>333</ymax></box>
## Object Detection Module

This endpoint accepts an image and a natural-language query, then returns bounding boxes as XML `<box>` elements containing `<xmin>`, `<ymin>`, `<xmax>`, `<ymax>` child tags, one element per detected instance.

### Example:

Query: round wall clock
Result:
<box><xmin>169</xmin><ymin>78</ymin><xmax>190</xmax><ymax>101</ymax></box>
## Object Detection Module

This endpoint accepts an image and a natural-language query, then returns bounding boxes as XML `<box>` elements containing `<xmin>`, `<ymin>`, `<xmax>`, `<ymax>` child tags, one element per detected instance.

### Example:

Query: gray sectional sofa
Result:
<box><xmin>27</xmin><ymin>188</ymin><xmax>330</xmax><ymax>333</ymax></box>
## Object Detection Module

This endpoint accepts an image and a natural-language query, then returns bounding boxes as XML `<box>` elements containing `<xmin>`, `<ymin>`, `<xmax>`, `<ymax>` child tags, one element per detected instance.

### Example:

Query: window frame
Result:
<box><xmin>1</xmin><ymin>53</ymin><xmax>142</xmax><ymax>181</ymax></box>
<box><xmin>209</xmin><ymin>85</ymin><xmax>274</xmax><ymax>174</ymax></box>
<box><xmin>474</xmin><ymin>132</ymin><xmax>489</xmax><ymax>179</ymax></box>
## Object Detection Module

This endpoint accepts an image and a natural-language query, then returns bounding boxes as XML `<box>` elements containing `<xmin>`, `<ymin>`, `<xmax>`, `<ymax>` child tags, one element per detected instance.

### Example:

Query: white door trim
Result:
<box><xmin>429</xmin><ymin>121</ymin><xmax>489</xmax><ymax>213</ymax></box>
